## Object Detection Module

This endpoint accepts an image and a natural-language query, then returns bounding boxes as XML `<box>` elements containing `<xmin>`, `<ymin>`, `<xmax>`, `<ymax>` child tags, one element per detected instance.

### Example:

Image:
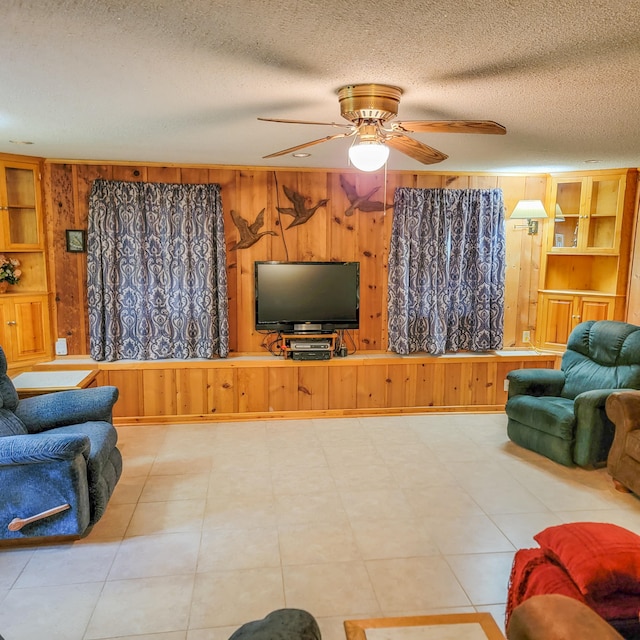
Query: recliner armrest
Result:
<box><xmin>606</xmin><ymin>390</ymin><xmax>640</xmax><ymax>470</ymax></box>
<box><xmin>573</xmin><ymin>389</ymin><xmax>620</xmax><ymax>467</ymax></box>
<box><xmin>15</xmin><ymin>386</ymin><xmax>119</xmax><ymax>434</ymax></box>
<box><xmin>507</xmin><ymin>369</ymin><xmax>565</xmax><ymax>398</ymax></box>
<box><xmin>0</xmin><ymin>433</ymin><xmax>90</xmax><ymax>465</ymax></box>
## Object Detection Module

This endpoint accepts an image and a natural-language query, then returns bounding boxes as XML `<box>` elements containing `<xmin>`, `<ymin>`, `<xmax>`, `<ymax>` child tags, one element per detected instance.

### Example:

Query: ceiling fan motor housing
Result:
<box><xmin>338</xmin><ymin>84</ymin><xmax>402</xmax><ymax>123</ymax></box>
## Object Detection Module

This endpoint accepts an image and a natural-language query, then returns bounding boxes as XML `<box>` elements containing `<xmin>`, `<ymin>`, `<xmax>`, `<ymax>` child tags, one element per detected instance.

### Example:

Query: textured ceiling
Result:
<box><xmin>2</xmin><ymin>0</ymin><xmax>640</xmax><ymax>172</ymax></box>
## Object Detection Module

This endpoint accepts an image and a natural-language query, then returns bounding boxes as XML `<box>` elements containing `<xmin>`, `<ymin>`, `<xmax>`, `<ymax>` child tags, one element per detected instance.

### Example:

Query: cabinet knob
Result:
<box><xmin>6</xmin><ymin>320</ymin><xmax>16</xmax><ymax>326</ymax></box>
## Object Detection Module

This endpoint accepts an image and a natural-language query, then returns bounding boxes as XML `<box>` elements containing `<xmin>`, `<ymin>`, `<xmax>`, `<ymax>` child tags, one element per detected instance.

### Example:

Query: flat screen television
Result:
<box><xmin>254</xmin><ymin>261</ymin><xmax>360</xmax><ymax>333</ymax></box>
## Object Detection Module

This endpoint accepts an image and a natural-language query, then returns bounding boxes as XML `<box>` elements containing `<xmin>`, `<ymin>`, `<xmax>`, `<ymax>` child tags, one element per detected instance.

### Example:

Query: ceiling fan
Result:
<box><xmin>258</xmin><ymin>84</ymin><xmax>506</xmax><ymax>171</ymax></box>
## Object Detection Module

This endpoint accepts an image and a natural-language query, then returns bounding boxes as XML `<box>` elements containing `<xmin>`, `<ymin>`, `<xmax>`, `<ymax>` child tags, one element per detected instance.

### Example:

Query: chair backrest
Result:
<box><xmin>561</xmin><ymin>321</ymin><xmax>640</xmax><ymax>399</ymax></box>
<box><xmin>0</xmin><ymin>346</ymin><xmax>19</xmax><ymax>411</ymax></box>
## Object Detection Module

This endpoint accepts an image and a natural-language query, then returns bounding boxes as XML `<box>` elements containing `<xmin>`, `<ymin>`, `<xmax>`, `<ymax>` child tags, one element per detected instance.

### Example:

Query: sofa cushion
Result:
<box><xmin>534</xmin><ymin>522</ymin><xmax>640</xmax><ymax>598</ymax></box>
<box><xmin>0</xmin><ymin>408</ymin><xmax>27</xmax><ymax>436</ymax></box>
<box><xmin>506</xmin><ymin>395</ymin><xmax>575</xmax><ymax>440</ymax></box>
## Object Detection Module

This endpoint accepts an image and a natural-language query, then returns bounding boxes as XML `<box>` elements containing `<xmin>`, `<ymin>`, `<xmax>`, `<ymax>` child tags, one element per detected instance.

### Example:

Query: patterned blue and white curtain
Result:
<box><xmin>87</xmin><ymin>179</ymin><xmax>229</xmax><ymax>361</ymax></box>
<box><xmin>388</xmin><ymin>188</ymin><xmax>505</xmax><ymax>355</ymax></box>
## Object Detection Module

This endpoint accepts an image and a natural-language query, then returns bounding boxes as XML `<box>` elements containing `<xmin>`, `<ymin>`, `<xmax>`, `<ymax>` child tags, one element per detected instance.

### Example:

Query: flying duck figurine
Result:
<box><xmin>340</xmin><ymin>175</ymin><xmax>392</xmax><ymax>217</ymax></box>
<box><xmin>229</xmin><ymin>208</ymin><xmax>277</xmax><ymax>251</ymax></box>
<box><xmin>276</xmin><ymin>184</ymin><xmax>329</xmax><ymax>229</ymax></box>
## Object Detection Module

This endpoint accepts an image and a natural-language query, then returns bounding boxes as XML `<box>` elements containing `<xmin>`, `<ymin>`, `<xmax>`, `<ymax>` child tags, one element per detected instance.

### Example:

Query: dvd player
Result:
<box><xmin>290</xmin><ymin>340</ymin><xmax>332</xmax><ymax>350</ymax></box>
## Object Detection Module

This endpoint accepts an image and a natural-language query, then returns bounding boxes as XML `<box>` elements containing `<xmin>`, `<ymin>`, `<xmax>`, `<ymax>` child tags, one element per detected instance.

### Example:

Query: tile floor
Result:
<box><xmin>2</xmin><ymin>412</ymin><xmax>640</xmax><ymax>640</ymax></box>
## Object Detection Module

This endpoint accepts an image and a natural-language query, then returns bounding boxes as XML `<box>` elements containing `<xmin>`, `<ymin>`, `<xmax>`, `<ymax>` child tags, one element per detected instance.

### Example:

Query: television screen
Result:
<box><xmin>254</xmin><ymin>261</ymin><xmax>360</xmax><ymax>332</ymax></box>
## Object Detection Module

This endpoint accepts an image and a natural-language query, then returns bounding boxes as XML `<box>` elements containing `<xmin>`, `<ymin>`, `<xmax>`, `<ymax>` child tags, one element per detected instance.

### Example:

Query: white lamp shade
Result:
<box><xmin>348</xmin><ymin>142</ymin><xmax>389</xmax><ymax>172</ymax></box>
<box><xmin>510</xmin><ymin>199</ymin><xmax>549</xmax><ymax>220</ymax></box>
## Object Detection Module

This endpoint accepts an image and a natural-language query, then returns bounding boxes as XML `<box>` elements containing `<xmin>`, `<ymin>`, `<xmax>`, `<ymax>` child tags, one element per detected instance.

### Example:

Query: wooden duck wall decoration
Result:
<box><xmin>229</xmin><ymin>208</ymin><xmax>277</xmax><ymax>251</ymax></box>
<box><xmin>339</xmin><ymin>175</ymin><xmax>393</xmax><ymax>217</ymax></box>
<box><xmin>276</xmin><ymin>185</ymin><xmax>329</xmax><ymax>229</ymax></box>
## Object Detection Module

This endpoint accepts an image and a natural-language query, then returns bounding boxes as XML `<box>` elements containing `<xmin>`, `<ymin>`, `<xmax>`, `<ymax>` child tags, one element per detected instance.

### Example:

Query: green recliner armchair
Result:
<box><xmin>506</xmin><ymin>320</ymin><xmax>640</xmax><ymax>467</ymax></box>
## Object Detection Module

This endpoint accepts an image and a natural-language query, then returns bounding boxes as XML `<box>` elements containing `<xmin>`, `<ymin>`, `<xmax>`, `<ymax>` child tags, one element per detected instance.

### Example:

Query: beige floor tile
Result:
<box><xmin>365</xmin><ymin>556</ymin><xmax>471</xmax><ymax>612</ymax></box>
<box><xmin>140</xmin><ymin>473</ymin><xmax>211</xmax><ymax>502</ymax></box>
<box><xmin>475</xmin><ymin>603</ymin><xmax>507</xmax><ymax>635</ymax></box>
<box><xmin>389</xmin><ymin>460</ymin><xmax>459</xmax><ymax>489</ymax></box>
<box><xmin>425</xmin><ymin>514</ymin><xmax>515</xmax><ymax>555</ymax></box>
<box><xmin>126</xmin><ymin>499</ymin><xmax>205</xmax><ymax>536</ymax></box>
<box><xmin>86</xmin><ymin>574</ymin><xmax>194</xmax><ymax>639</ymax></box>
<box><xmin>187</xmin><ymin>627</ymin><xmax>238</xmax><ymax>640</ymax></box>
<box><xmin>464</xmin><ymin>480</ymin><xmax>550</xmax><ymax>515</ymax></box>
<box><xmin>208</xmin><ymin>467</ymin><xmax>273</xmax><ymax>496</ymax></box>
<box><xmin>331</xmin><ymin>463</ymin><xmax>396</xmax><ymax>491</ymax></box>
<box><xmin>445</xmin><ymin>552</ymin><xmax>515</xmax><ymax>606</ymax></box>
<box><xmin>404</xmin><ymin>486</ymin><xmax>484</xmax><ymax>519</ymax></box>
<box><xmin>204</xmin><ymin>493</ymin><xmax>277</xmax><ymax>529</ymax></box>
<box><xmin>197</xmin><ymin>528</ymin><xmax>280</xmax><ymax>572</ymax></box>
<box><xmin>279</xmin><ymin>522</ymin><xmax>361</xmax><ymax>565</ymax></box>
<box><xmin>269</xmin><ymin>444</ymin><xmax>328</xmax><ymax>468</ymax></box>
<box><xmin>189</xmin><ymin>568</ymin><xmax>285</xmax><ymax>629</ymax></box>
<box><xmin>109</xmin><ymin>532</ymin><xmax>200</xmax><ymax>579</ymax></box>
<box><xmin>283</xmin><ymin>561</ymin><xmax>380</xmax><ymax>617</ymax></box>
<box><xmin>0</xmin><ymin>581</ymin><xmax>103</xmax><ymax>640</ymax></box>
<box><xmin>490</xmin><ymin>512</ymin><xmax>564</xmax><ymax>549</ymax></box>
<box><xmin>151</xmin><ymin>454</ymin><xmax>213</xmax><ymax>476</ymax></box>
<box><xmin>316</xmin><ymin>615</ymin><xmax>355</xmax><ymax>640</ymax></box>
<box><xmin>110</xmin><ymin>473</ymin><xmax>146</xmax><ymax>504</ymax></box>
<box><xmin>86</xmin><ymin>502</ymin><xmax>136</xmax><ymax>541</ymax></box>
<box><xmin>102</xmin><ymin>633</ymin><xmax>186</xmax><ymax>640</ymax></box>
<box><xmin>323</xmin><ymin>445</ymin><xmax>386</xmax><ymax>469</ymax></box>
<box><xmin>350</xmin><ymin>518</ymin><xmax>439</xmax><ymax>560</ymax></box>
<box><xmin>276</xmin><ymin>491</ymin><xmax>349</xmax><ymax>526</ymax></box>
<box><xmin>0</xmin><ymin>548</ymin><xmax>35</xmax><ymax>589</ymax></box>
<box><xmin>15</xmin><ymin>540</ymin><xmax>120</xmax><ymax>588</ymax></box>
<box><xmin>340</xmin><ymin>488</ymin><xmax>416</xmax><ymax>522</ymax></box>
<box><xmin>271</xmin><ymin>463</ymin><xmax>336</xmax><ymax>495</ymax></box>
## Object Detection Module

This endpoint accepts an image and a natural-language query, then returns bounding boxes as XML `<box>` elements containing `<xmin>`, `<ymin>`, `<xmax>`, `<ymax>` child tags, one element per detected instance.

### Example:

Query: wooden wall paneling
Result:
<box><xmin>470</xmin><ymin>361</ymin><xmax>498</xmax><ymax>406</ymax></box>
<box><xmin>74</xmin><ymin>164</ymin><xmax>113</xmax><ymax>353</ymax></box>
<box><xmin>290</xmin><ymin>172</ymin><xmax>331</xmax><ymax>261</ymax></box>
<box><xmin>414</xmin><ymin>174</ymin><xmax>445</xmax><ymax>189</ymax></box>
<box><xmin>444</xmin><ymin>175</ymin><xmax>470</xmax><ymax>189</ymax></box>
<box><xmin>415</xmin><ymin>362</ymin><xmax>445</xmax><ymax>407</ymax></box>
<box><xmin>176</xmin><ymin>368</ymin><xmax>208</xmax><ymax>415</ymax></box>
<box><xmin>207</xmin><ymin>368</ymin><xmax>237</xmax><ymax>415</ymax></box>
<box><xmin>357</xmin><ymin>364</ymin><xmax>387</xmax><ymax>408</ymax></box>
<box><xmin>500</xmin><ymin>176</ymin><xmax>528</xmax><ymax>347</ymax></box>
<box><xmin>142</xmin><ymin>369</ymin><xmax>177</xmax><ymax>416</ymax></box>
<box><xmin>328</xmin><ymin>364</ymin><xmax>358</xmax><ymax>409</ymax></box>
<box><xmin>106</xmin><ymin>369</ymin><xmax>143</xmax><ymax>418</ymax></box>
<box><xmin>469</xmin><ymin>176</ymin><xmax>499</xmax><ymax>189</ymax></box>
<box><xmin>237</xmin><ymin>367</ymin><xmax>269</xmax><ymax>412</ymax></box>
<box><xmin>329</xmin><ymin>172</ymin><xmax>359</xmax><ymax>262</ymax></box>
<box><xmin>625</xmin><ymin>173</ymin><xmax>640</xmax><ymax>323</ymax></box>
<box><xmin>146</xmin><ymin>166</ymin><xmax>181</xmax><ymax>183</ymax></box>
<box><xmin>354</xmin><ymin>172</ymin><xmax>390</xmax><ymax>351</ymax></box>
<box><xmin>211</xmin><ymin>168</ymin><xmax>241</xmax><ymax>352</ymax></box>
<box><xmin>271</xmin><ymin>171</ymin><xmax>301</xmax><ymax>262</ymax></box>
<box><xmin>386</xmin><ymin>363</ymin><xmax>416</xmax><ymax>407</ymax></box>
<box><xmin>181</xmin><ymin>168</ymin><xmax>211</xmax><ymax>184</ymax></box>
<box><xmin>236</xmin><ymin>170</ymin><xmax>271</xmax><ymax>352</ymax></box>
<box><xmin>269</xmin><ymin>366</ymin><xmax>299</xmax><ymax>412</ymax></box>
<box><xmin>46</xmin><ymin>163</ymin><xmax>87</xmax><ymax>353</ymax></box>
<box><xmin>112</xmin><ymin>166</ymin><xmax>147</xmax><ymax>181</ymax></box>
<box><xmin>442</xmin><ymin>362</ymin><xmax>473</xmax><ymax>407</ymax></box>
<box><xmin>297</xmin><ymin>365</ymin><xmax>329</xmax><ymax>411</ymax></box>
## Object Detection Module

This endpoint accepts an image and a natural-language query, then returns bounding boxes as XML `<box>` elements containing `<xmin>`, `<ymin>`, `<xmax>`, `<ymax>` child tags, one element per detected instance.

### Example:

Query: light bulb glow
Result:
<box><xmin>348</xmin><ymin>142</ymin><xmax>389</xmax><ymax>172</ymax></box>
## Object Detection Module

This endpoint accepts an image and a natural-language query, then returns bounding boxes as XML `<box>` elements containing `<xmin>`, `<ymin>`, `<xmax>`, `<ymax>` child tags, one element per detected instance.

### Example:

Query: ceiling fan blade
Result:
<box><xmin>393</xmin><ymin>120</ymin><xmax>507</xmax><ymax>135</ymax></box>
<box><xmin>258</xmin><ymin>117</ymin><xmax>352</xmax><ymax>129</ymax></box>
<box><xmin>385</xmin><ymin>134</ymin><xmax>448</xmax><ymax>165</ymax></box>
<box><xmin>263</xmin><ymin>132</ymin><xmax>354</xmax><ymax>158</ymax></box>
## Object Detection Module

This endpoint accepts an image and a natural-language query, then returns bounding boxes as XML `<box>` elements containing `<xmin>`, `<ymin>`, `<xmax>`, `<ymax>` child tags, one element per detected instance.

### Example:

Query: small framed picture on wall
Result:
<box><xmin>66</xmin><ymin>229</ymin><xmax>86</xmax><ymax>253</ymax></box>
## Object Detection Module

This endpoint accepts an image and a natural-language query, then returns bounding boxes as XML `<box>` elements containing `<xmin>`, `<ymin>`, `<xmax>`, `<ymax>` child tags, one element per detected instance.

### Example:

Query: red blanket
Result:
<box><xmin>506</xmin><ymin>548</ymin><xmax>640</xmax><ymax>630</ymax></box>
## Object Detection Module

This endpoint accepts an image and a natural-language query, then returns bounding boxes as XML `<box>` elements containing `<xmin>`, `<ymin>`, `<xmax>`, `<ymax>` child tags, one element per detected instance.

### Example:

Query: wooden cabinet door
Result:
<box><xmin>538</xmin><ymin>293</ymin><xmax>575</xmax><ymax>350</ymax></box>
<box><xmin>576</xmin><ymin>296</ymin><xmax>615</xmax><ymax>324</ymax></box>
<box><xmin>4</xmin><ymin>295</ymin><xmax>50</xmax><ymax>363</ymax></box>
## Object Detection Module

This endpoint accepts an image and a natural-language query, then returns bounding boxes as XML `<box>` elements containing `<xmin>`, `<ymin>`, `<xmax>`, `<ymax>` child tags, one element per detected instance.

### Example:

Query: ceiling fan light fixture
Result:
<box><xmin>348</xmin><ymin>141</ymin><xmax>389</xmax><ymax>172</ymax></box>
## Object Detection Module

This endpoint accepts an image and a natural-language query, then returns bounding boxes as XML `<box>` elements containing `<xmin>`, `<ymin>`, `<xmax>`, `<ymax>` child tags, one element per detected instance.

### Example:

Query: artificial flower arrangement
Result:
<box><xmin>0</xmin><ymin>255</ymin><xmax>21</xmax><ymax>285</ymax></box>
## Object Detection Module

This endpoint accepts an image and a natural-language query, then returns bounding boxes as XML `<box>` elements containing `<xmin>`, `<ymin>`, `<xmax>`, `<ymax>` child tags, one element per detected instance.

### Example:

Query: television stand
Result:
<box><xmin>280</xmin><ymin>333</ymin><xmax>337</xmax><ymax>360</ymax></box>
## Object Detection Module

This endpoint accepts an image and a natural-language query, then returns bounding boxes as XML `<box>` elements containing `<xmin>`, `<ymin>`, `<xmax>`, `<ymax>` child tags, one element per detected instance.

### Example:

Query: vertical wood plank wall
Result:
<box><xmin>43</xmin><ymin>162</ymin><xmax>547</xmax><ymax>355</ymax></box>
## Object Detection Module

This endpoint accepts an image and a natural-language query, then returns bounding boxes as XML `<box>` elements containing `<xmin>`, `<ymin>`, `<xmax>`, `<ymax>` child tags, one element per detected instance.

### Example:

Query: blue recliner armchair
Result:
<box><xmin>506</xmin><ymin>320</ymin><xmax>640</xmax><ymax>468</ymax></box>
<box><xmin>0</xmin><ymin>347</ymin><xmax>122</xmax><ymax>541</ymax></box>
